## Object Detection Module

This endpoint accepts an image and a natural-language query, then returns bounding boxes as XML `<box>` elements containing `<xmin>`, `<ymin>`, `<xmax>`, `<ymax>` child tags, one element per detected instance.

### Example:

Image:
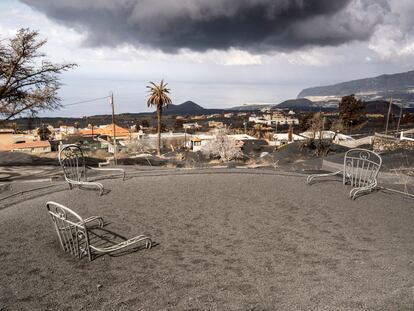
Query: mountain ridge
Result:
<box><xmin>298</xmin><ymin>70</ymin><xmax>414</xmax><ymax>103</ymax></box>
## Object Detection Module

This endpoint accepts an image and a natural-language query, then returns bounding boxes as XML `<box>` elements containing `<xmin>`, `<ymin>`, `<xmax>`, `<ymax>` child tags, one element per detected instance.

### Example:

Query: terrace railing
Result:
<box><xmin>306</xmin><ymin>148</ymin><xmax>382</xmax><ymax>199</ymax></box>
<box><xmin>46</xmin><ymin>201</ymin><xmax>152</xmax><ymax>261</ymax></box>
<box><xmin>58</xmin><ymin>144</ymin><xmax>125</xmax><ymax>195</ymax></box>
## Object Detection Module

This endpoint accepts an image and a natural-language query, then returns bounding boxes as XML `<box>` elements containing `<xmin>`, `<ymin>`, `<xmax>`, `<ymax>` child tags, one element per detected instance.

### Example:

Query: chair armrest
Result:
<box><xmin>87</xmin><ymin>166</ymin><xmax>126</xmax><ymax>181</ymax></box>
<box><xmin>89</xmin><ymin>235</ymin><xmax>152</xmax><ymax>253</ymax></box>
<box><xmin>82</xmin><ymin>216</ymin><xmax>104</xmax><ymax>228</ymax></box>
<box><xmin>306</xmin><ymin>170</ymin><xmax>342</xmax><ymax>184</ymax></box>
<box><xmin>65</xmin><ymin>178</ymin><xmax>104</xmax><ymax>195</ymax></box>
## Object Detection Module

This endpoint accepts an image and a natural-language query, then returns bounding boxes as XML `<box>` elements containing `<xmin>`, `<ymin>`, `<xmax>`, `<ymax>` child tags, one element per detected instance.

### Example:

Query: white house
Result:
<box><xmin>189</xmin><ymin>133</ymin><xmax>258</xmax><ymax>152</ymax></box>
<box><xmin>60</xmin><ymin>125</ymin><xmax>76</xmax><ymax>135</ymax></box>
<box><xmin>183</xmin><ymin>122</ymin><xmax>201</xmax><ymax>130</ymax></box>
<box><xmin>249</xmin><ymin>114</ymin><xmax>299</xmax><ymax>126</ymax></box>
<box><xmin>249</xmin><ymin>116</ymin><xmax>271</xmax><ymax>125</ymax></box>
<box><xmin>55</xmin><ymin>125</ymin><xmax>76</xmax><ymax>140</ymax></box>
<box><xmin>228</xmin><ymin>134</ymin><xmax>257</xmax><ymax>141</ymax></box>
<box><xmin>272</xmin><ymin>133</ymin><xmax>305</xmax><ymax>146</ymax></box>
<box><xmin>190</xmin><ymin>134</ymin><xmax>214</xmax><ymax>152</ymax></box>
<box><xmin>143</xmin><ymin>132</ymin><xmax>192</xmax><ymax>150</ymax></box>
<box><xmin>272</xmin><ymin>116</ymin><xmax>299</xmax><ymax>125</ymax></box>
<box><xmin>300</xmin><ymin>130</ymin><xmax>354</xmax><ymax>142</ymax></box>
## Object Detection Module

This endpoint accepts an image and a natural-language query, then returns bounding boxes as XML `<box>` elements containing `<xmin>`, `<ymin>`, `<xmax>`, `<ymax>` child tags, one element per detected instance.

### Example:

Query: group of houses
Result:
<box><xmin>0</xmin><ymin>118</ymin><xmax>361</xmax><ymax>156</ymax></box>
<box><xmin>0</xmin><ymin>128</ymin><xmax>52</xmax><ymax>154</ymax></box>
<box><xmin>248</xmin><ymin>111</ymin><xmax>299</xmax><ymax>127</ymax></box>
<box><xmin>0</xmin><ymin>124</ymin><xmax>129</xmax><ymax>155</ymax></box>
<box><xmin>5</xmin><ymin>103</ymin><xmax>393</xmax><ymax>157</ymax></box>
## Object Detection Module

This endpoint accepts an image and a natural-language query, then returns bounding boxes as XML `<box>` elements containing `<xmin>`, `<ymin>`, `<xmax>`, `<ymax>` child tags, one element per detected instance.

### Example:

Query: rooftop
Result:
<box><xmin>78</xmin><ymin>123</ymin><xmax>130</xmax><ymax>137</ymax></box>
<box><xmin>0</xmin><ymin>140</ymin><xmax>51</xmax><ymax>151</ymax></box>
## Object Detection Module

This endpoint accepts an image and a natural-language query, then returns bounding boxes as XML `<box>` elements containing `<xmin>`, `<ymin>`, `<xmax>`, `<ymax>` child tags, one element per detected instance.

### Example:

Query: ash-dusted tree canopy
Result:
<box><xmin>339</xmin><ymin>94</ymin><xmax>366</xmax><ymax>128</ymax></box>
<box><xmin>0</xmin><ymin>28</ymin><xmax>77</xmax><ymax>121</ymax></box>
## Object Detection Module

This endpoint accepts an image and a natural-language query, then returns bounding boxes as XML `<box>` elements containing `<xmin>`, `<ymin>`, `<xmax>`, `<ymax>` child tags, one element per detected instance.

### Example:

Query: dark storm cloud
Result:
<box><xmin>21</xmin><ymin>0</ymin><xmax>386</xmax><ymax>52</ymax></box>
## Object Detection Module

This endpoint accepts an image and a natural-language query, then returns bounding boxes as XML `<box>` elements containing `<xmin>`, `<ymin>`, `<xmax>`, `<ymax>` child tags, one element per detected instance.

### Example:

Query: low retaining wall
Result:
<box><xmin>372</xmin><ymin>135</ymin><xmax>414</xmax><ymax>152</ymax></box>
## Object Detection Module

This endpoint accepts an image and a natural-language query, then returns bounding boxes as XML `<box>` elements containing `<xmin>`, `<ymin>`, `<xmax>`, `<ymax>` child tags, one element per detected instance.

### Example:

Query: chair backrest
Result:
<box><xmin>343</xmin><ymin>148</ymin><xmax>382</xmax><ymax>187</ymax></box>
<box><xmin>46</xmin><ymin>201</ymin><xmax>90</xmax><ymax>259</ymax></box>
<box><xmin>58</xmin><ymin>144</ymin><xmax>87</xmax><ymax>183</ymax></box>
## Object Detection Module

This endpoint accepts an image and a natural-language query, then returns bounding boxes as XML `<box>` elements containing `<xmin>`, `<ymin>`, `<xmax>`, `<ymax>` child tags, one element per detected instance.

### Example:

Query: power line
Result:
<box><xmin>62</xmin><ymin>96</ymin><xmax>110</xmax><ymax>107</ymax></box>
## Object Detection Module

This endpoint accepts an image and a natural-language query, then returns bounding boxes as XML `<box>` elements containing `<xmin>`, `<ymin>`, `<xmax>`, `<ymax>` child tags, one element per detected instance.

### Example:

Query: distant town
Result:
<box><xmin>1</xmin><ymin>96</ymin><xmax>413</xmax><ymax>169</ymax></box>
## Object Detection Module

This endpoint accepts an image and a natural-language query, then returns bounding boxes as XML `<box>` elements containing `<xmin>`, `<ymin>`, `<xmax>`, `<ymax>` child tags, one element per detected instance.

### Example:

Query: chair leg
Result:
<box><xmin>306</xmin><ymin>171</ymin><xmax>342</xmax><ymax>185</ymax></box>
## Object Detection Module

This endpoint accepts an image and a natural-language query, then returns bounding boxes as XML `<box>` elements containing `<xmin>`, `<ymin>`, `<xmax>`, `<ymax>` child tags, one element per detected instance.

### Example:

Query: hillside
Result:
<box><xmin>229</xmin><ymin>104</ymin><xmax>271</xmax><ymax>111</ymax></box>
<box><xmin>161</xmin><ymin>100</ymin><xmax>224</xmax><ymax>115</ymax></box>
<box><xmin>277</xmin><ymin>98</ymin><xmax>313</xmax><ymax>109</ymax></box>
<box><xmin>298</xmin><ymin>70</ymin><xmax>414</xmax><ymax>102</ymax></box>
<box><xmin>6</xmin><ymin>101</ymin><xmax>224</xmax><ymax>130</ymax></box>
<box><xmin>162</xmin><ymin>101</ymin><xmax>205</xmax><ymax>114</ymax></box>
<box><xmin>364</xmin><ymin>100</ymin><xmax>401</xmax><ymax>114</ymax></box>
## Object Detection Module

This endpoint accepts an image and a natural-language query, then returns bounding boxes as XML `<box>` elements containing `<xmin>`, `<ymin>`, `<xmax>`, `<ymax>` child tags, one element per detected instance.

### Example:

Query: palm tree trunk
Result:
<box><xmin>157</xmin><ymin>108</ymin><xmax>161</xmax><ymax>156</ymax></box>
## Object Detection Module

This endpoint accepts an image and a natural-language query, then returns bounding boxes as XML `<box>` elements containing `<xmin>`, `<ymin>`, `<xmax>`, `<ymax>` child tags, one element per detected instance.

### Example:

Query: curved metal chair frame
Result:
<box><xmin>306</xmin><ymin>148</ymin><xmax>382</xmax><ymax>199</ymax></box>
<box><xmin>58</xmin><ymin>144</ymin><xmax>125</xmax><ymax>195</ymax></box>
<box><xmin>46</xmin><ymin>201</ymin><xmax>152</xmax><ymax>261</ymax></box>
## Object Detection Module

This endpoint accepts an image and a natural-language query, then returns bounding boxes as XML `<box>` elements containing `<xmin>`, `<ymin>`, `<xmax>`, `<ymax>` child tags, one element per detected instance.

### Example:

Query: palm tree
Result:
<box><xmin>146</xmin><ymin>80</ymin><xmax>172</xmax><ymax>155</ymax></box>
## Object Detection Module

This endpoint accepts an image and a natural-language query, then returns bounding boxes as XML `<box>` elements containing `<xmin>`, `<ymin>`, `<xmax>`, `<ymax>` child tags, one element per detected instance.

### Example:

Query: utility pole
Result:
<box><xmin>184</xmin><ymin>127</ymin><xmax>187</xmax><ymax>149</ymax></box>
<box><xmin>322</xmin><ymin>115</ymin><xmax>325</xmax><ymax>131</ymax></box>
<box><xmin>396</xmin><ymin>103</ymin><xmax>403</xmax><ymax>133</ymax></box>
<box><xmin>110</xmin><ymin>93</ymin><xmax>118</xmax><ymax>166</ymax></box>
<box><xmin>385</xmin><ymin>98</ymin><xmax>392</xmax><ymax>136</ymax></box>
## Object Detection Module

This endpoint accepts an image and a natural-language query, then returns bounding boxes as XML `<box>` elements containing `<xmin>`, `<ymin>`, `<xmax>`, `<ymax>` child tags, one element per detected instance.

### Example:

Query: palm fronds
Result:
<box><xmin>146</xmin><ymin>80</ymin><xmax>172</xmax><ymax>109</ymax></box>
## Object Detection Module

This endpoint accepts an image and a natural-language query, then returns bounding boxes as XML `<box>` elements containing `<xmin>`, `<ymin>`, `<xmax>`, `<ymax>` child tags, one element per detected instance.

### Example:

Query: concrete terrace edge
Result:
<box><xmin>0</xmin><ymin>168</ymin><xmax>307</xmax><ymax>209</ymax></box>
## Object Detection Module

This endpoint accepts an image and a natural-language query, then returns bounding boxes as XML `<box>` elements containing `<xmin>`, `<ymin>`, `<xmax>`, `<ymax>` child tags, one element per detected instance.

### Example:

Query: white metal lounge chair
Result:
<box><xmin>46</xmin><ymin>201</ymin><xmax>152</xmax><ymax>261</ymax></box>
<box><xmin>58</xmin><ymin>144</ymin><xmax>125</xmax><ymax>195</ymax></box>
<box><xmin>306</xmin><ymin>148</ymin><xmax>382</xmax><ymax>199</ymax></box>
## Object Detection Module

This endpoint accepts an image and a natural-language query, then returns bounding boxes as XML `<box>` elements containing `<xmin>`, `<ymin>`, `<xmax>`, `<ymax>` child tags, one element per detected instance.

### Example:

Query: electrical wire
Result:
<box><xmin>62</xmin><ymin>96</ymin><xmax>110</xmax><ymax>107</ymax></box>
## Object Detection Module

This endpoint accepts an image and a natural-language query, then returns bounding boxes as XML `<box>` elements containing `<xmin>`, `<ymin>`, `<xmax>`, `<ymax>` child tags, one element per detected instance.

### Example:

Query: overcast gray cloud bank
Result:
<box><xmin>21</xmin><ymin>0</ymin><xmax>389</xmax><ymax>53</ymax></box>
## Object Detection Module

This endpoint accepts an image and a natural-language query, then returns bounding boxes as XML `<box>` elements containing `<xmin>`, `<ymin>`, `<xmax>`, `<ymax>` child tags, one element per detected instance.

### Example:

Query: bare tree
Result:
<box><xmin>288</xmin><ymin>124</ymin><xmax>293</xmax><ymax>142</ymax></box>
<box><xmin>309</xmin><ymin>112</ymin><xmax>324</xmax><ymax>139</ymax></box>
<box><xmin>37</xmin><ymin>123</ymin><xmax>52</xmax><ymax>141</ymax></box>
<box><xmin>0</xmin><ymin>28</ymin><xmax>77</xmax><ymax>122</ymax></box>
<box><xmin>301</xmin><ymin>113</ymin><xmax>332</xmax><ymax>156</ymax></box>
<box><xmin>202</xmin><ymin>129</ymin><xmax>242</xmax><ymax>162</ymax></box>
<box><xmin>126</xmin><ymin>138</ymin><xmax>151</xmax><ymax>154</ymax></box>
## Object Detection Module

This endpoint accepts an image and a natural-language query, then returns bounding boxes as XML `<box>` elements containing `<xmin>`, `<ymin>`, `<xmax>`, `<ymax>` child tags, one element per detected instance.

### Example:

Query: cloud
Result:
<box><xmin>20</xmin><ymin>0</ymin><xmax>386</xmax><ymax>53</ymax></box>
<box><xmin>366</xmin><ymin>0</ymin><xmax>414</xmax><ymax>60</ymax></box>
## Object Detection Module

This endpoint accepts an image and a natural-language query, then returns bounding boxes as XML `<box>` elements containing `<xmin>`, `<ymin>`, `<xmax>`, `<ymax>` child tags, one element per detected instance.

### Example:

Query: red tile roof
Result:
<box><xmin>0</xmin><ymin>140</ymin><xmax>51</xmax><ymax>151</ymax></box>
<box><xmin>79</xmin><ymin>124</ymin><xmax>129</xmax><ymax>137</ymax></box>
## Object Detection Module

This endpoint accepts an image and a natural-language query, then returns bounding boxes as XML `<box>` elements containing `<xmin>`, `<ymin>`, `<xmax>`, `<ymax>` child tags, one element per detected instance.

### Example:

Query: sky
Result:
<box><xmin>1</xmin><ymin>0</ymin><xmax>414</xmax><ymax>117</ymax></box>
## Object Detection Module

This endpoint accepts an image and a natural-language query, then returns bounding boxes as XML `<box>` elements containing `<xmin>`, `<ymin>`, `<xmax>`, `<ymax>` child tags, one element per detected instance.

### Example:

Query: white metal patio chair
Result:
<box><xmin>58</xmin><ymin>144</ymin><xmax>125</xmax><ymax>195</ymax></box>
<box><xmin>306</xmin><ymin>148</ymin><xmax>382</xmax><ymax>199</ymax></box>
<box><xmin>46</xmin><ymin>201</ymin><xmax>152</xmax><ymax>261</ymax></box>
